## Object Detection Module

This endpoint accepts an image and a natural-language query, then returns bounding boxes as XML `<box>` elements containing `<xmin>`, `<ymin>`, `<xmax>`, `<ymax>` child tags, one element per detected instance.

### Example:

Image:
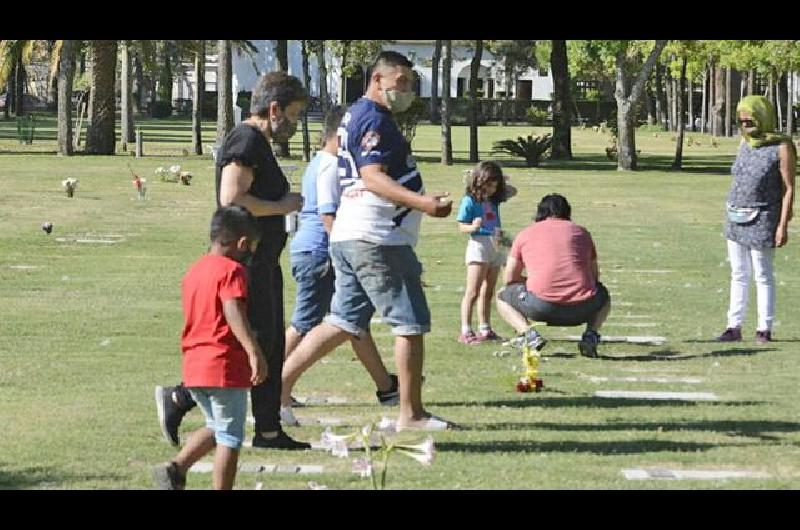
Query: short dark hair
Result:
<box><xmin>371</xmin><ymin>50</ymin><xmax>413</xmax><ymax>72</ymax></box>
<box><xmin>210</xmin><ymin>205</ymin><xmax>261</xmax><ymax>244</ymax></box>
<box><xmin>250</xmin><ymin>71</ymin><xmax>308</xmax><ymax>118</ymax></box>
<box><xmin>322</xmin><ymin>105</ymin><xmax>345</xmax><ymax>147</ymax></box>
<box><xmin>535</xmin><ymin>193</ymin><xmax>571</xmax><ymax>222</ymax></box>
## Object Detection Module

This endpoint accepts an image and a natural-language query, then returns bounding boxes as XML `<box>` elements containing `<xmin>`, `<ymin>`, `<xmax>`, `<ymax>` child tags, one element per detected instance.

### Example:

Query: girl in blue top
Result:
<box><xmin>456</xmin><ymin>161</ymin><xmax>516</xmax><ymax>344</ymax></box>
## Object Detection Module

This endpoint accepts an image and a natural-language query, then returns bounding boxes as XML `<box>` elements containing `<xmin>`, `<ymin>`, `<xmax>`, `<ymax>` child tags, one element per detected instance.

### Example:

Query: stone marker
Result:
<box><xmin>622</xmin><ymin>468</ymin><xmax>769</xmax><ymax>480</ymax></box>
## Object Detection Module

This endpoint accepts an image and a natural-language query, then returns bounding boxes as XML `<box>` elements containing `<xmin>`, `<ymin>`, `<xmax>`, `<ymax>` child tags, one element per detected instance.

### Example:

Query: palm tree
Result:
<box><xmin>192</xmin><ymin>40</ymin><xmax>205</xmax><ymax>155</ymax></box>
<box><xmin>440</xmin><ymin>40</ymin><xmax>452</xmax><ymax>165</ymax></box>
<box><xmin>550</xmin><ymin>39</ymin><xmax>572</xmax><ymax>160</ymax></box>
<box><xmin>57</xmin><ymin>40</ymin><xmax>75</xmax><ymax>156</ymax></box>
<box><xmin>0</xmin><ymin>40</ymin><xmax>34</xmax><ymax>117</ymax></box>
<box><xmin>468</xmin><ymin>40</ymin><xmax>483</xmax><ymax>163</ymax></box>
<box><xmin>216</xmin><ymin>40</ymin><xmax>234</xmax><ymax>144</ymax></box>
<box><xmin>85</xmin><ymin>40</ymin><xmax>118</xmax><ymax>155</ymax></box>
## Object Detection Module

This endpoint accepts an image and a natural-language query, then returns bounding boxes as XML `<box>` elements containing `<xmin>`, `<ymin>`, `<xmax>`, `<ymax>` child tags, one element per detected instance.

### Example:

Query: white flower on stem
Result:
<box><xmin>376</xmin><ymin>416</ymin><xmax>397</xmax><ymax>434</ymax></box>
<box><xmin>396</xmin><ymin>436</ymin><xmax>435</xmax><ymax>466</ymax></box>
<box><xmin>320</xmin><ymin>427</ymin><xmax>352</xmax><ymax>457</ymax></box>
<box><xmin>352</xmin><ymin>458</ymin><xmax>373</xmax><ymax>478</ymax></box>
<box><xmin>62</xmin><ymin>178</ymin><xmax>78</xmax><ymax>189</ymax></box>
<box><xmin>169</xmin><ymin>164</ymin><xmax>181</xmax><ymax>174</ymax></box>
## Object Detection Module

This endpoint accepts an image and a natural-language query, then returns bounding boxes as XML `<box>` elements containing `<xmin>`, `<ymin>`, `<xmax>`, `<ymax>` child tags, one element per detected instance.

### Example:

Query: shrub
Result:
<box><xmin>491</xmin><ymin>133</ymin><xmax>553</xmax><ymax>167</ymax></box>
<box><xmin>151</xmin><ymin>101</ymin><xmax>173</xmax><ymax>119</ymax></box>
<box><xmin>526</xmin><ymin>107</ymin><xmax>548</xmax><ymax>126</ymax></box>
<box><xmin>638</xmin><ymin>123</ymin><xmax>667</xmax><ymax>132</ymax></box>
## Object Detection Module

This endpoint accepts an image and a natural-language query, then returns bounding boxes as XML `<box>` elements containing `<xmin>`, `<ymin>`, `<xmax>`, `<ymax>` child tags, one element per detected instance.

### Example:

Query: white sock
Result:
<box><xmin>479</xmin><ymin>323</ymin><xmax>491</xmax><ymax>332</ymax></box>
<box><xmin>461</xmin><ymin>325</ymin><xmax>472</xmax><ymax>335</ymax></box>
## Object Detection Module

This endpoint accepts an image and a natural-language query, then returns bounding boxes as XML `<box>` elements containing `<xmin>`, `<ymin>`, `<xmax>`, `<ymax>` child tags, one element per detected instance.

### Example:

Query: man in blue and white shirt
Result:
<box><xmin>281</xmin><ymin>51</ymin><xmax>454</xmax><ymax>431</ymax></box>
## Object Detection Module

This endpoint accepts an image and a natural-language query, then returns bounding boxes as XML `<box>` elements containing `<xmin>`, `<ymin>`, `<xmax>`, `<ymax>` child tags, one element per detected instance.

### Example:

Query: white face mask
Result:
<box><xmin>381</xmin><ymin>78</ymin><xmax>415</xmax><ymax>113</ymax></box>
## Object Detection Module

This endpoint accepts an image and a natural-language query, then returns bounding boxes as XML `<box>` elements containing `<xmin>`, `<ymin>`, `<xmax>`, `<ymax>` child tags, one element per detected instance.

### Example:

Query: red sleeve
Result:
<box><xmin>219</xmin><ymin>264</ymin><xmax>248</xmax><ymax>302</ymax></box>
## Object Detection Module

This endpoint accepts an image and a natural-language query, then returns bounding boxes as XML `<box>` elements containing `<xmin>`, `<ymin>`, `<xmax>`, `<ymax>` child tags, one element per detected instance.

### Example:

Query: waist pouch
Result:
<box><xmin>727</xmin><ymin>203</ymin><xmax>760</xmax><ymax>224</ymax></box>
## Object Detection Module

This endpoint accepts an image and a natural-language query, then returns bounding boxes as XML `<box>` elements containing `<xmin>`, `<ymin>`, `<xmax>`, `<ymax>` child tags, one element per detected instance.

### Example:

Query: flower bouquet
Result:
<box><xmin>62</xmin><ymin>178</ymin><xmax>78</xmax><ymax>198</ymax></box>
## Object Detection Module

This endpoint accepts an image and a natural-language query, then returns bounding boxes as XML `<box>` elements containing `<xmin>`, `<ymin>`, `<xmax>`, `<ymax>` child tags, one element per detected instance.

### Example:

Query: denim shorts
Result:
<box><xmin>289</xmin><ymin>251</ymin><xmax>335</xmax><ymax>335</ymax></box>
<box><xmin>325</xmin><ymin>240</ymin><xmax>431</xmax><ymax>337</ymax></box>
<box><xmin>498</xmin><ymin>282</ymin><xmax>610</xmax><ymax>327</ymax></box>
<box><xmin>187</xmin><ymin>387</ymin><xmax>248</xmax><ymax>449</ymax></box>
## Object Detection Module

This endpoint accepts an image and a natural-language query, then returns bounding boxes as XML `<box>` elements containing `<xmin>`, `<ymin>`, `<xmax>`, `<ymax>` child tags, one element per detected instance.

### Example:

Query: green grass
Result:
<box><xmin>1</xmin><ymin>116</ymin><xmax>799</xmax><ymax>489</ymax></box>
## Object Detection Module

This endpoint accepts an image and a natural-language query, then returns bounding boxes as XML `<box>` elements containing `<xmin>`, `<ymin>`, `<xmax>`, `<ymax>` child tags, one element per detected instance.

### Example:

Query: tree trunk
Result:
<box><xmin>655</xmin><ymin>62</ymin><xmax>665</xmax><ymax>127</ymax></box>
<box><xmin>724</xmin><ymin>67</ymin><xmax>732</xmax><ymax>137</ymax></box>
<box><xmin>788</xmin><ymin>70</ymin><xmax>794</xmax><ymax>134</ymax></box>
<box><xmin>339</xmin><ymin>41</ymin><xmax>350</xmax><ymax>106</ymax></box>
<box><xmin>133</xmin><ymin>54</ymin><xmax>144</xmax><ymax>114</ymax></box>
<box><xmin>300</xmin><ymin>40</ymin><xmax>312</xmax><ymax>163</ymax></box>
<box><xmin>85</xmin><ymin>40</ymin><xmax>118</xmax><ymax>155</ymax></box>
<box><xmin>615</xmin><ymin>40</ymin><xmax>667</xmax><ymax>171</ymax></box>
<box><xmin>441</xmin><ymin>40</ymin><xmax>452</xmax><ymax>165</ymax></box>
<box><xmin>57</xmin><ymin>40</ymin><xmax>75</xmax><ymax>156</ymax></box>
<box><xmin>712</xmin><ymin>63</ymin><xmax>724</xmax><ymax>137</ymax></box>
<box><xmin>503</xmin><ymin>57</ymin><xmax>513</xmax><ymax>126</ymax></box>
<box><xmin>120</xmin><ymin>42</ymin><xmax>134</xmax><ymax>151</ymax></box>
<box><xmin>14</xmin><ymin>52</ymin><xmax>25</xmax><ymax>117</ymax></box>
<box><xmin>3</xmin><ymin>82</ymin><xmax>9</xmax><ymax>119</ymax></box>
<box><xmin>430</xmin><ymin>40</ymin><xmax>441</xmax><ymax>124</ymax></box>
<box><xmin>672</xmin><ymin>57</ymin><xmax>687</xmax><ymax>170</ymax></box>
<box><xmin>550</xmin><ymin>39</ymin><xmax>572</xmax><ymax>160</ymax></box>
<box><xmin>468</xmin><ymin>40</ymin><xmax>482</xmax><ymax>163</ymax></box>
<box><xmin>274</xmin><ymin>40</ymin><xmax>291</xmax><ymax>157</ymax></box>
<box><xmin>700</xmin><ymin>68</ymin><xmax>707</xmax><ymax>134</ymax></box>
<box><xmin>776</xmin><ymin>72</ymin><xmax>786</xmax><ymax>132</ymax></box>
<box><xmin>192</xmin><ymin>40</ymin><xmax>205</xmax><ymax>155</ymax></box>
<box><xmin>665</xmin><ymin>65</ymin><xmax>674</xmax><ymax>131</ymax></box>
<box><xmin>688</xmin><ymin>77</ymin><xmax>695</xmax><ymax>132</ymax></box>
<box><xmin>276</xmin><ymin>40</ymin><xmax>289</xmax><ymax>72</ymax></box>
<box><xmin>157</xmin><ymin>41</ymin><xmax>173</xmax><ymax>107</ymax></box>
<box><xmin>216</xmin><ymin>40</ymin><xmax>234</xmax><ymax>144</ymax></box>
<box><xmin>748</xmin><ymin>69</ymin><xmax>755</xmax><ymax>96</ymax></box>
<box><xmin>315</xmin><ymin>41</ymin><xmax>329</xmax><ymax>114</ymax></box>
<box><xmin>645</xmin><ymin>80</ymin><xmax>656</xmax><ymax>125</ymax></box>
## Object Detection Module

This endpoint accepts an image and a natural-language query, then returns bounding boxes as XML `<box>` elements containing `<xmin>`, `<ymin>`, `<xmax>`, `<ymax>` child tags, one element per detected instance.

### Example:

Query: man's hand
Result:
<box><xmin>249</xmin><ymin>350</ymin><xmax>268</xmax><ymax>386</ymax></box>
<box><xmin>422</xmin><ymin>193</ymin><xmax>452</xmax><ymax>218</ymax></box>
<box><xmin>775</xmin><ymin>225</ymin><xmax>789</xmax><ymax>247</ymax></box>
<box><xmin>471</xmin><ymin>217</ymin><xmax>483</xmax><ymax>230</ymax></box>
<box><xmin>281</xmin><ymin>192</ymin><xmax>304</xmax><ymax>213</ymax></box>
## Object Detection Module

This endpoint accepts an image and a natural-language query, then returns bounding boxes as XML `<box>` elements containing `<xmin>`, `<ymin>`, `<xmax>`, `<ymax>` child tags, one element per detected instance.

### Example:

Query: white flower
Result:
<box><xmin>179</xmin><ymin>171</ymin><xmax>192</xmax><ymax>178</ymax></box>
<box><xmin>169</xmin><ymin>164</ymin><xmax>181</xmax><ymax>174</ymax></box>
<box><xmin>396</xmin><ymin>436</ymin><xmax>435</xmax><ymax>466</ymax></box>
<box><xmin>154</xmin><ymin>167</ymin><xmax>165</xmax><ymax>174</ymax></box>
<box><xmin>62</xmin><ymin>178</ymin><xmax>78</xmax><ymax>189</ymax></box>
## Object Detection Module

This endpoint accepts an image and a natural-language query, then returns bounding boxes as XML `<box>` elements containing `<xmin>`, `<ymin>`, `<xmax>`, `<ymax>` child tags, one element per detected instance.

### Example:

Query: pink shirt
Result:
<box><xmin>510</xmin><ymin>218</ymin><xmax>597</xmax><ymax>304</ymax></box>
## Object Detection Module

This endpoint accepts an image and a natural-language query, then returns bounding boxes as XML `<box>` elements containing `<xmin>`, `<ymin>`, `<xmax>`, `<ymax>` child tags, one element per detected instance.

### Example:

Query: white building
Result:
<box><xmin>172</xmin><ymin>40</ymin><xmax>555</xmax><ymax>107</ymax></box>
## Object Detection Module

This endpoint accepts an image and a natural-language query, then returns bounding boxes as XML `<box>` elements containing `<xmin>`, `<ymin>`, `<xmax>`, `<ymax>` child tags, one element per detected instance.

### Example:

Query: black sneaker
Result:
<box><xmin>155</xmin><ymin>386</ymin><xmax>189</xmax><ymax>447</ymax></box>
<box><xmin>376</xmin><ymin>374</ymin><xmax>400</xmax><ymax>406</ymax></box>
<box><xmin>252</xmin><ymin>430</ymin><xmax>311</xmax><ymax>450</ymax></box>
<box><xmin>578</xmin><ymin>330</ymin><xmax>600</xmax><ymax>358</ymax></box>
<box><xmin>152</xmin><ymin>461</ymin><xmax>186</xmax><ymax>490</ymax></box>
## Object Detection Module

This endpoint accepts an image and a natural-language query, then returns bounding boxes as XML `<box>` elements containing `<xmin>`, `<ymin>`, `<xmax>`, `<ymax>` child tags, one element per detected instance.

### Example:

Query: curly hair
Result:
<box><xmin>465</xmin><ymin>161</ymin><xmax>508</xmax><ymax>203</ymax></box>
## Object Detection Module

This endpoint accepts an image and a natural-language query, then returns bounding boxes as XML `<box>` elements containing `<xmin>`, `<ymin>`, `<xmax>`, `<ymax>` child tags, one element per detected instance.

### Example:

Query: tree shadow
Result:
<box><xmin>467</xmin><ymin>420</ymin><xmax>799</xmax><ymax>442</ymax></box>
<box><xmin>431</xmin><ymin>396</ymin><xmax>765</xmax><ymax>409</ymax></box>
<box><xmin>0</xmin><ymin>462</ymin><xmax>126</xmax><ymax>490</ymax></box>
<box><xmin>597</xmin><ymin>347</ymin><xmax>776</xmax><ymax>362</ymax></box>
<box><xmin>435</xmin><ymin>439</ymin><xmax>741</xmax><ymax>455</ymax></box>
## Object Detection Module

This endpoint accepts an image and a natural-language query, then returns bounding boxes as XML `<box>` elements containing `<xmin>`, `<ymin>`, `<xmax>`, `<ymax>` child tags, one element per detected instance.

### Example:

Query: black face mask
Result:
<box><xmin>235</xmin><ymin>248</ymin><xmax>254</xmax><ymax>267</ymax></box>
<box><xmin>271</xmin><ymin>115</ymin><xmax>298</xmax><ymax>143</ymax></box>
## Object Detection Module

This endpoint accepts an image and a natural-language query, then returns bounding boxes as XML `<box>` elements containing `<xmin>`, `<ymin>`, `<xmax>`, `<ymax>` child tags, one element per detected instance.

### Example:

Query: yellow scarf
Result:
<box><xmin>736</xmin><ymin>95</ymin><xmax>792</xmax><ymax>149</ymax></box>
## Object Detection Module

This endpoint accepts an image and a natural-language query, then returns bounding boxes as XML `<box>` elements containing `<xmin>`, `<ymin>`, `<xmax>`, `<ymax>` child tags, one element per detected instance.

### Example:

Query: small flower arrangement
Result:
<box><xmin>155</xmin><ymin>165</ymin><xmax>192</xmax><ymax>185</ymax></box>
<box><xmin>62</xmin><ymin>178</ymin><xmax>78</xmax><ymax>198</ymax></box>
<box><xmin>319</xmin><ymin>417</ymin><xmax>435</xmax><ymax>490</ymax></box>
<box><xmin>132</xmin><ymin>175</ymin><xmax>147</xmax><ymax>200</ymax></box>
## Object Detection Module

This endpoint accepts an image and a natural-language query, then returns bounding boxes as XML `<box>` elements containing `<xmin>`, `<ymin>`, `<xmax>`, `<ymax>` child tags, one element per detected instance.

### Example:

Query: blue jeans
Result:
<box><xmin>289</xmin><ymin>252</ymin><xmax>335</xmax><ymax>335</ymax></box>
<box><xmin>187</xmin><ymin>387</ymin><xmax>248</xmax><ymax>449</ymax></box>
<box><xmin>325</xmin><ymin>241</ymin><xmax>431</xmax><ymax>337</ymax></box>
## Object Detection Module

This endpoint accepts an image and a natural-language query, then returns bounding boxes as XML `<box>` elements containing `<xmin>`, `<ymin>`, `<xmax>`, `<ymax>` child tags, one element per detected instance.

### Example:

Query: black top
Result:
<box><xmin>215</xmin><ymin>123</ymin><xmax>289</xmax><ymax>265</ymax></box>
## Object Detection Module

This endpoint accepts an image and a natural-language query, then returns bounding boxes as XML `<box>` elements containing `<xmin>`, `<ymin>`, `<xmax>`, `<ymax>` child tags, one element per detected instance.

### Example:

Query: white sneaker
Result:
<box><xmin>280</xmin><ymin>405</ymin><xmax>300</xmax><ymax>427</ymax></box>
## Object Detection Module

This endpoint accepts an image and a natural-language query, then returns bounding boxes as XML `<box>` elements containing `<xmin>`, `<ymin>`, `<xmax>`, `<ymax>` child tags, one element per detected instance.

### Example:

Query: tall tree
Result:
<box><xmin>700</xmin><ymin>68</ymin><xmax>707</xmax><ymax>133</ymax></box>
<box><xmin>192</xmin><ymin>40</ymin><xmax>205</xmax><ymax>155</ymax></box>
<box><xmin>550</xmin><ymin>39</ymin><xmax>572</xmax><ymax>160</ymax></box>
<box><xmin>300</xmin><ymin>40</ymin><xmax>312</xmax><ymax>162</ymax></box>
<box><xmin>57</xmin><ymin>40</ymin><xmax>75</xmax><ymax>156</ymax></box>
<box><xmin>488</xmin><ymin>40</ymin><xmax>537</xmax><ymax>126</ymax></box>
<box><xmin>85</xmin><ymin>40</ymin><xmax>118</xmax><ymax>155</ymax></box>
<box><xmin>216</xmin><ymin>40</ymin><xmax>234</xmax><ymax>144</ymax></box>
<box><xmin>430</xmin><ymin>40</ymin><xmax>441</xmax><ymax>124</ymax></box>
<box><xmin>712</xmin><ymin>63</ymin><xmax>724</xmax><ymax>136</ymax></box>
<box><xmin>468</xmin><ymin>40</ymin><xmax>483</xmax><ymax>163</ymax></box>
<box><xmin>273</xmin><ymin>40</ymin><xmax>291</xmax><ymax>157</ymax></box>
<box><xmin>611</xmin><ymin>40</ymin><xmax>668</xmax><ymax>170</ymax></box>
<box><xmin>655</xmin><ymin>61</ymin><xmax>665</xmax><ymax>127</ymax></box>
<box><xmin>725</xmin><ymin>67</ymin><xmax>732</xmax><ymax>137</ymax></box>
<box><xmin>671</xmin><ymin>56</ymin><xmax>687</xmax><ymax>170</ymax></box>
<box><xmin>120</xmin><ymin>41</ymin><xmax>134</xmax><ymax>151</ymax></box>
<box><xmin>312</xmin><ymin>41</ymin><xmax>329</xmax><ymax>114</ymax></box>
<box><xmin>441</xmin><ymin>40</ymin><xmax>452</xmax><ymax>165</ymax></box>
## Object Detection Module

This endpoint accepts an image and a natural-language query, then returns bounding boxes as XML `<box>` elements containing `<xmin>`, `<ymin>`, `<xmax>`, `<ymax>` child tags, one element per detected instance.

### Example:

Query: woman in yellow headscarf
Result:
<box><xmin>718</xmin><ymin>95</ymin><xmax>796</xmax><ymax>345</ymax></box>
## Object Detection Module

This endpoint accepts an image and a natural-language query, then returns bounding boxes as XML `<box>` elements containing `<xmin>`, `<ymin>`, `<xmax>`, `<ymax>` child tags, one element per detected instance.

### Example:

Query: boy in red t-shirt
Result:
<box><xmin>153</xmin><ymin>206</ymin><xmax>266</xmax><ymax>490</ymax></box>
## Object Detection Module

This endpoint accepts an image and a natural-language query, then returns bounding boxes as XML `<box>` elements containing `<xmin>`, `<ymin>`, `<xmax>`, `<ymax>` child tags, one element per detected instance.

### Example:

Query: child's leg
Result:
<box><xmin>478</xmin><ymin>265</ymin><xmax>501</xmax><ymax>329</ymax></box>
<box><xmin>212</xmin><ymin>445</ymin><xmax>240</xmax><ymax>490</ymax></box>
<box><xmin>460</xmin><ymin>262</ymin><xmax>488</xmax><ymax>333</ymax></box>
<box><xmin>173</xmin><ymin>427</ymin><xmax>216</xmax><ymax>476</ymax></box>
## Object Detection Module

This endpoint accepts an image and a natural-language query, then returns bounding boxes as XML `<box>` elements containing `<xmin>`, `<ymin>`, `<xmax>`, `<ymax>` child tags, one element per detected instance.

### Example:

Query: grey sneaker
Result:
<box><xmin>152</xmin><ymin>461</ymin><xmax>186</xmax><ymax>490</ymax></box>
<box><xmin>508</xmin><ymin>329</ymin><xmax>547</xmax><ymax>351</ymax></box>
<box><xmin>578</xmin><ymin>330</ymin><xmax>600</xmax><ymax>358</ymax></box>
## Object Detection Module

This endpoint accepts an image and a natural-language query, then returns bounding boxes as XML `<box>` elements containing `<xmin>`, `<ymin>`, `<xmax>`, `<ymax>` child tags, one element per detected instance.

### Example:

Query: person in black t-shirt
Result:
<box><xmin>155</xmin><ymin>72</ymin><xmax>311</xmax><ymax>450</ymax></box>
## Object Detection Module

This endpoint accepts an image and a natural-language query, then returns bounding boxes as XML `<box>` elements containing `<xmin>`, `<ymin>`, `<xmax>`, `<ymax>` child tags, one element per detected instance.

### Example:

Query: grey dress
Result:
<box><xmin>725</xmin><ymin>142</ymin><xmax>783</xmax><ymax>249</ymax></box>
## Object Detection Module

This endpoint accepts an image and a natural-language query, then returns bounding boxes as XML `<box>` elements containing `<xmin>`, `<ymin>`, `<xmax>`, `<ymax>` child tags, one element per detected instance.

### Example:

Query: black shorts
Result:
<box><xmin>498</xmin><ymin>282</ymin><xmax>610</xmax><ymax>327</ymax></box>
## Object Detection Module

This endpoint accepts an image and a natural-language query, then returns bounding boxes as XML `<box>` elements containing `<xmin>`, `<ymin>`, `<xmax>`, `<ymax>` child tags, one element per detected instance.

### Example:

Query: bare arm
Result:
<box><xmin>776</xmin><ymin>142</ymin><xmax>796</xmax><ymax>247</ymax></box>
<box><xmin>219</xmin><ymin>161</ymin><xmax>302</xmax><ymax>216</ymax></box>
<box><xmin>458</xmin><ymin>217</ymin><xmax>482</xmax><ymax>234</ymax></box>
<box><xmin>321</xmin><ymin>213</ymin><xmax>335</xmax><ymax>234</ymax></box>
<box><xmin>222</xmin><ymin>298</ymin><xmax>266</xmax><ymax>385</ymax></box>
<box><xmin>360</xmin><ymin>164</ymin><xmax>452</xmax><ymax>217</ymax></box>
<box><xmin>503</xmin><ymin>254</ymin><xmax>526</xmax><ymax>285</ymax></box>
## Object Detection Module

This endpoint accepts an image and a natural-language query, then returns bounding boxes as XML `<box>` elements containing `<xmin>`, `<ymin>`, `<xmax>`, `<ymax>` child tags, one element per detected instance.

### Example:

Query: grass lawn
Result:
<box><xmin>1</xmin><ymin>115</ymin><xmax>799</xmax><ymax>489</ymax></box>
